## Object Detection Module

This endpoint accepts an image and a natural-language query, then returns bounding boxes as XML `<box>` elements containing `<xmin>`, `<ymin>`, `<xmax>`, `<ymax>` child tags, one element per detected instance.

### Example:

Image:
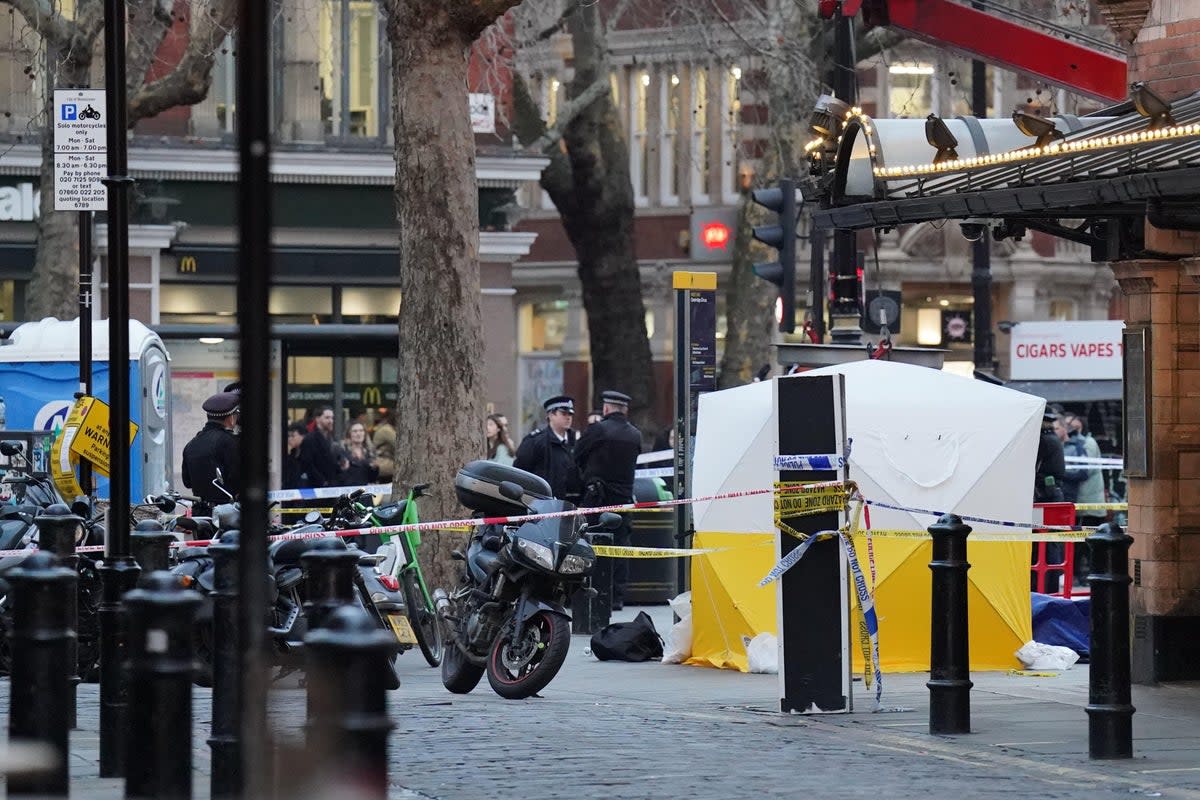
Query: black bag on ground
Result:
<box><xmin>589</xmin><ymin>611</ymin><xmax>663</xmax><ymax>662</ymax></box>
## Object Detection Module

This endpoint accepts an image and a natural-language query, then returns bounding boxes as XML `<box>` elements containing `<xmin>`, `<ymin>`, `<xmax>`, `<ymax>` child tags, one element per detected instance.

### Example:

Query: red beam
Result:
<box><xmin>871</xmin><ymin>0</ymin><xmax>1127</xmax><ymax>103</ymax></box>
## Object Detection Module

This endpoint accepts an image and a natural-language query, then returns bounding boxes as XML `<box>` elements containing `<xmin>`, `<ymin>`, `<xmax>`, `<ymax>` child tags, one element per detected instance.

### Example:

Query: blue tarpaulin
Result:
<box><xmin>1031</xmin><ymin>593</ymin><xmax>1090</xmax><ymax>657</ymax></box>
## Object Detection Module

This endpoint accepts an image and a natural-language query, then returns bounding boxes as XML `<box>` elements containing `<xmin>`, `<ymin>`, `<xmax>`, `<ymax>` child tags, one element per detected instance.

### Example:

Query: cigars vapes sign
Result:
<box><xmin>1009</xmin><ymin>320</ymin><xmax>1125</xmax><ymax>381</ymax></box>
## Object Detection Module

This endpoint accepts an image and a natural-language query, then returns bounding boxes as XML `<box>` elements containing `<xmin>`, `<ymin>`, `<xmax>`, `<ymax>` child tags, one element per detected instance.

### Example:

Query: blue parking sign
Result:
<box><xmin>61</xmin><ymin>104</ymin><xmax>77</xmax><ymax>121</ymax></box>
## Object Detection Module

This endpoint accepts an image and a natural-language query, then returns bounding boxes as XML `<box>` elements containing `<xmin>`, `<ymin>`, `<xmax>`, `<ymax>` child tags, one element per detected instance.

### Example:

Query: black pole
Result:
<box><xmin>208</xmin><ymin>531</ymin><xmax>241</xmax><ymax>799</ymax></box>
<box><xmin>99</xmin><ymin>0</ymin><xmax>139</xmax><ymax>777</ymax></box>
<box><xmin>970</xmin><ymin>52</ymin><xmax>994</xmax><ymax>371</ymax></box>
<box><xmin>928</xmin><ymin>513</ymin><xmax>972</xmax><ymax>734</ymax></box>
<box><xmin>236</xmin><ymin>0</ymin><xmax>273</xmax><ymax>793</ymax></box>
<box><xmin>1086</xmin><ymin>522</ymin><xmax>1135</xmax><ymax>759</ymax></box>
<box><xmin>829</xmin><ymin>3</ymin><xmax>861</xmax><ymax>345</ymax></box>
<box><xmin>33</xmin><ymin>505</ymin><xmax>83</xmax><ymax>730</ymax></box>
<box><xmin>124</xmin><ymin>571</ymin><xmax>201</xmax><ymax>800</ymax></box>
<box><xmin>7</xmin><ymin>552</ymin><xmax>75</xmax><ymax>797</ymax></box>
<box><xmin>130</xmin><ymin>520</ymin><xmax>177</xmax><ymax>573</ymax></box>
<box><xmin>305</xmin><ymin>605</ymin><xmax>398</xmax><ymax>800</ymax></box>
<box><xmin>301</xmin><ymin>541</ymin><xmax>361</xmax><ymax>632</ymax></box>
<box><xmin>809</xmin><ymin>227</ymin><xmax>826</xmax><ymax>343</ymax></box>
<box><xmin>78</xmin><ymin>210</ymin><xmax>94</xmax><ymax>496</ymax></box>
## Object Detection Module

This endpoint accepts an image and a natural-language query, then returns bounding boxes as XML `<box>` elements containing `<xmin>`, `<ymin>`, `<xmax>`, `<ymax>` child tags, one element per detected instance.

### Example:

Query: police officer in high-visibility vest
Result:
<box><xmin>574</xmin><ymin>390</ymin><xmax>642</xmax><ymax>610</ymax></box>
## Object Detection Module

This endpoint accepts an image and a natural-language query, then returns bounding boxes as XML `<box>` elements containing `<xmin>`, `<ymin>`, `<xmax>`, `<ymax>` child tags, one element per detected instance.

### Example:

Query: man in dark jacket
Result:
<box><xmin>514</xmin><ymin>395</ymin><xmax>582</xmax><ymax>500</ymax></box>
<box><xmin>299</xmin><ymin>406</ymin><xmax>341</xmax><ymax>488</ymax></box>
<box><xmin>181</xmin><ymin>390</ymin><xmax>241</xmax><ymax>514</ymax></box>
<box><xmin>1034</xmin><ymin>410</ymin><xmax>1066</xmax><ymax>503</ymax></box>
<box><xmin>575</xmin><ymin>390</ymin><xmax>643</xmax><ymax>609</ymax></box>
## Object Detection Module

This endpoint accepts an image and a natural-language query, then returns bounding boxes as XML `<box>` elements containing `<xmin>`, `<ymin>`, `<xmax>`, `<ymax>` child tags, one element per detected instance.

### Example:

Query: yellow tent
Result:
<box><xmin>687</xmin><ymin>531</ymin><xmax>1031</xmax><ymax>673</ymax></box>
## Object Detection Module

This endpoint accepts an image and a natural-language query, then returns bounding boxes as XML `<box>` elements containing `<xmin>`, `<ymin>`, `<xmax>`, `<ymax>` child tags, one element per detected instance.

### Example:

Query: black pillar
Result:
<box><xmin>33</xmin><ymin>505</ymin><xmax>83</xmax><ymax>730</ymax></box>
<box><xmin>99</xmin><ymin>0</ymin><xmax>138</xmax><ymax>778</ymax></box>
<box><xmin>970</xmin><ymin>53</ymin><xmax>994</xmax><ymax>371</ymax></box>
<box><xmin>131</xmin><ymin>520</ymin><xmax>177</xmax><ymax>573</ymax></box>
<box><xmin>208</xmin><ymin>531</ymin><xmax>241</xmax><ymax>799</ymax></box>
<box><xmin>301</xmin><ymin>540</ymin><xmax>361</xmax><ymax>632</ymax></box>
<box><xmin>124</xmin><ymin>572</ymin><xmax>201</xmax><ymax>800</ymax></box>
<box><xmin>828</xmin><ymin>5</ymin><xmax>862</xmax><ymax>345</ymax></box>
<box><xmin>1086</xmin><ymin>522</ymin><xmax>1135</xmax><ymax>759</ymax></box>
<box><xmin>78</xmin><ymin>210</ymin><xmax>94</xmax><ymax>496</ymax></box>
<box><xmin>928</xmin><ymin>513</ymin><xmax>972</xmax><ymax>734</ymax></box>
<box><xmin>305</xmin><ymin>605</ymin><xmax>398</xmax><ymax>800</ymax></box>
<box><xmin>7</xmin><ymin>552</ymin><xmax>75</xmax><ymax>797</ymax></box>
<box><xmin>236</xmin><ymin>0</ymin><xmax>273</xmax><ymax>794</ymax></box>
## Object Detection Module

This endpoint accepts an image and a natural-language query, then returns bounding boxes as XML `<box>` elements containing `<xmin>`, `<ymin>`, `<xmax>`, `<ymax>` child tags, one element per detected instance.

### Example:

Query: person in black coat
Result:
<box><xmin>1034</xmin><ymin>410</ymin><xmax>1066</xmax><ymax>503</ymax></box>
<box><xmin>299</xmin><ymin>406</ymin><xmax>342</xmax><ymax>489</ymax></box>
<box><xmin>513</xmin><ymin>395</ymin><xmax>582</xmax><ymax>501</ymax></box>
<box><xmin>574</xmin><ymin>390</ymin><xmax>643</xmax><ymax>609</ymax></box>
<box><xmin>181</xmin><ymin>391</ymin><xmax>241</xmax><ymax>514</ymax></box>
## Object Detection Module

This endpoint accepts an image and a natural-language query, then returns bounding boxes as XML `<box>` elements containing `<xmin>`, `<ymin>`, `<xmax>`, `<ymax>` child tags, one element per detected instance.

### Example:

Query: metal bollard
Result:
<box><xmin>124</xmin><ymin>571</ymin><xmax>202</xmax><ymax>800</ymax></box>
<box><xmin>305</xmin><ymin>605</ymin><xmax>398</xmax><ymax>800</ymax></box>
<box><xmin>207</xmin><ymin>531</ymin><xmax>241</xmax><ymax>799</ymax></box>
<box><xmin>131</xmin><ymin>519</ymin><xmax>178</xmax><ymax>573</ymax></box>
<box><xmin>1086</xmin><ymin>521</ymin><xmax>1135</xmax><ymax>759</ymax></box>
<box><xmin>98</xmin><ymin>554</ymin><xmax>141</xmax><ymax>777</ymax></box>
<box><xmin>34</xmin><ymin>504</ymin><xmax>83</xmax><ymax>730</ymax></box>
<box><xmin>301</xmin><ymin>539</ymin><xmax>361</xmax><ymax>632</ymax></box>
<box><xmin>7</xmin><ymin>551</ymin><xmax>76</xmax><ymax>797</ymax></box>
<box><xmin>928</xmin><ymin>513</ymin><xmax>973</xmax><ymax>735</ymax></box>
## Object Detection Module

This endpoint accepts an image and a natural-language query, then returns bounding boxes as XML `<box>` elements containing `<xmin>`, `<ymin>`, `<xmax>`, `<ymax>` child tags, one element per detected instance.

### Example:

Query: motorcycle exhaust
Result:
<box><xmin>432</xmin><ymin>588</ymin><xmax>450</xmax><ymax>616</ymax></box>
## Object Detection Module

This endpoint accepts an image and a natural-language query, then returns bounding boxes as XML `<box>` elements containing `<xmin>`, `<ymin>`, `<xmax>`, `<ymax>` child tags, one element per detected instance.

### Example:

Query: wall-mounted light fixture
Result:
<box><xmin>925</xmin><ymin>114</ymin><xmax>959</xmax><ymax>163</ymax></box>
<box><xmin>1131</xmin><ymin>81</ymin><xmax>1175</xmax><ymax>129</ymax></box>
<box><xmin>809</xmin><ymin>93</ymin><xmax>852</xmax><ymax>138</ymax></box>
<box><xmin>1012</xmin><ymin>110</ymin><xmax>1064</xmax><ymax>149</ymax></box>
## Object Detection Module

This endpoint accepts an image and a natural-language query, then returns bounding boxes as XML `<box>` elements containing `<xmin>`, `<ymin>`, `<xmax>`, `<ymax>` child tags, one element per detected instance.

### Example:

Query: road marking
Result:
<box><xmin>1136</xmin><ymin>768</ymin><xmax>1200</xmax><ymax>774</ymax></box>
<box><xmin>992</xmin><ymin>741</ymin><xmax>1069</xmax><ymax>747</ymax></box>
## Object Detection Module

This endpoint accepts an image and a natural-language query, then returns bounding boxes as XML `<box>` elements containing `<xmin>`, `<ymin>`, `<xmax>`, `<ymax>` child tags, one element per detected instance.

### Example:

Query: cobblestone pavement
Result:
<box><xmin>4</xmin><ymin>605</ymin><xmax>1200</xmax><ymax>799</ymax></box>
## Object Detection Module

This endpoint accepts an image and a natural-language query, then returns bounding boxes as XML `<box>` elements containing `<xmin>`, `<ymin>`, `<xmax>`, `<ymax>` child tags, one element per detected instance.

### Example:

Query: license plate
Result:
<box><xmin>386</xmin><ymin>612</ymin><xmax>418</xmax><ymax>645</ymax></box>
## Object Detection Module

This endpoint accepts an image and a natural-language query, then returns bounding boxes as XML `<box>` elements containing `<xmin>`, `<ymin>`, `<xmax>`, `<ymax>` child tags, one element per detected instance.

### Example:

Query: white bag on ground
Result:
<box><xmin>661</xmin><ymin>592</ymin><xmax>692</xmax><ymax>664</ymax></box>
<box><xmin>744</xmin><ymin>632</ymin><xmax>779</xmax><ymax>674</ymax></box>
<box><xmin>1015</xmin><ymin>640</ymin><xmax>1080</xmax><ymax>671</ymax></box>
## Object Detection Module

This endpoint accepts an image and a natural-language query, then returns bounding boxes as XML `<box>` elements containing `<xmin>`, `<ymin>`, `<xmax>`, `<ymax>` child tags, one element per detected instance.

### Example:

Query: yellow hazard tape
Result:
<box><xmin>280</xmin><ymin>507</ymin><xmax>334</xmax><ymax>514</ymax></box>
<box><xmin>849</xmin><ymin>528</ymin><xmax>1091</xmax><ymax>542</ymax></box>
<box><xmin>1073</xmin><ymin>503</ymin><xmax>1127</xmax><ymax>512</ymax></box>
<box><xmin>1007</xmin><ymin>669</ymin><xmax>1060</xmax><ymax>678</ymax></box>
<box><xmin>772</xmin><ymin>481</ymin><xmax>850</xmax><ymax>539</ymax></box>
<box><xmin>593</xmin><ymin>544</ymin><xmax>722</xmax><ymax>558</ymax></box>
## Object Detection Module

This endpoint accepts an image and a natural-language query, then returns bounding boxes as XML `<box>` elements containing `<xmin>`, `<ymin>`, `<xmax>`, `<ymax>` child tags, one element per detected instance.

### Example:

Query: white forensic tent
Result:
<box><xmin>687</xmin><ymin>360</ymin><xmax>1041</xmax><ymax>672</ymax></box>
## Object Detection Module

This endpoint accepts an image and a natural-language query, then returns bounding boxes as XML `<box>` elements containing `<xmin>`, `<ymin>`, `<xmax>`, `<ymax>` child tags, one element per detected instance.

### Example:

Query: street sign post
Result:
<box><xmin>53</xmin><ymin>89</ymin><xmax>107</xmax><ymax>213</ymax></box>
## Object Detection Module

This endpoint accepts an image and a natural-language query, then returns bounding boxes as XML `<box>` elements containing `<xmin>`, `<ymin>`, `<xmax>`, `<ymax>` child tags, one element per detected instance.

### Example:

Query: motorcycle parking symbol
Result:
<box><xmin>61</xmin><ymin>104</ymin><xmax>101</xmax><ymax>121</ymax></box>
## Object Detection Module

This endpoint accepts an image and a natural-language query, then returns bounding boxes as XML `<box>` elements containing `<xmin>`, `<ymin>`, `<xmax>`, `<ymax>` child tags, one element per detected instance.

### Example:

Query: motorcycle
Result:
<box><xmin>436</xmin><ymin>463</ymin><xmax>621</xmax><ymax>699</ymax></box>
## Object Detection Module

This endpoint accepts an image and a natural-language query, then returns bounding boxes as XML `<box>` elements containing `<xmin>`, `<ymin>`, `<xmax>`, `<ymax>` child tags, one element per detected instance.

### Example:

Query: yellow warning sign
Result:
<box><xmin>67</xmin><ymin>396</ymin><xmax>138</xmax><ymax>478</ymax></box>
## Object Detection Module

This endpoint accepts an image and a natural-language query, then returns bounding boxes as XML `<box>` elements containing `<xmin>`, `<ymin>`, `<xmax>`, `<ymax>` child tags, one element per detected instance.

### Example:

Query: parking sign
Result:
<box><xmin>53</xmin><ymin>89</ymin><xmax>107</xmax><ymax>212</ymax></box>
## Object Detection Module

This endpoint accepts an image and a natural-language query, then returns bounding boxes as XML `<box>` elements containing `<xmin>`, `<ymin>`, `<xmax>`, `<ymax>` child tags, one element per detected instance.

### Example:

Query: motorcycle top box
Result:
<box><xmin>454</xmin><ymin>460</ymin><xmax>551</xmax><ymax>516</ymax></box>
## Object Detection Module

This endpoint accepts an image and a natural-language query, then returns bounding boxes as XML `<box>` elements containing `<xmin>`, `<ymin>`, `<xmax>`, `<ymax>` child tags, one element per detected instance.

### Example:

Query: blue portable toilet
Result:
<box><xmin>0</xmin><ymin>318</ymin><xmax>172</xmax><ymax>501</ymax></box>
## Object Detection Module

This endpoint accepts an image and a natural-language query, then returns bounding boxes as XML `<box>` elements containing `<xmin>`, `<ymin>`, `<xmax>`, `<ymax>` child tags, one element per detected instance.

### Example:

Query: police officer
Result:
<box><xmin>513</xmin><ymin>395</ymin><xmax>582</xmax><ymax>501</ymax></box>
<box><xmin>574</xmin><ymin>390</ymin><xmax>642</xmax><ymax>610</ymax></box>
<box><xmin>181</xmin><ymin>390</ymin><xmax>241</xmax><ymax>514</ymax></box>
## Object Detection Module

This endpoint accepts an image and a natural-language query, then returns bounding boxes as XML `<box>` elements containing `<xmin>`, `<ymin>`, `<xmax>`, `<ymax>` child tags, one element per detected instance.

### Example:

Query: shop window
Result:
<box><xmin>1050</xmin><ymin>300</ymin><xmax>1076</xmax><ymax>321</ymax></box>
<box><xmin>888</xmin><ymin>63</ymin><xmax>934</xmax><ymax>118</ymax></box>
<box><xmin>210</xmin><ymin>34</ymin><xmax>237</xmax><ymax>134</ymax></box>
<box><xmin>341</xmin><ymin>286</ymin><xmax>400</xmax><ymax>320</ymax></box>
<box><xmin>629</xmin><ymin>70</ymin><xmax>651</xmax><ymax>205</ymax></box>
<box><xmin>0</xmin><ymin>280</ymin><xmax>15</xmax><ymax>320</ymax></box>
<box><xmin>690</xmin><ymin>67</ymin><xmax>711</xmax><ymax>204</ymax></box>
<box><xmin>659</xmin><ymin>70</ymin><xmax>682</xmax><ymax>205</ymax></box>
<box><xmin>519</xmin><ymin>300</ymin><xmax>567</xmax><ymax>353</ymax></box>
<box><xmin>270</xmin><ymin>286</ymin><xmax>333</xmax><ymax>322</ymax></box>
<box><xmin>160</xmin><ymin>284</ymin><xmax>236</xmax><ymax>323</ymax></box>
<box><xmin>721</xmin><ymin>65</ymin><xmax>742</xmax><ymax>204</ymax></box>
<box><xmin>319</xmin><ymin>0</ymin><xmax>383</xmax><ymax>139</ymax></box>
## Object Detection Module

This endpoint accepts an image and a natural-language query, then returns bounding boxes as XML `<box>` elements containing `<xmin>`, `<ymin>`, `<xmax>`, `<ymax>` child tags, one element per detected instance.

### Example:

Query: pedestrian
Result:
<box><xmin>181</xmin><ymin>390</ymin><xmax>241</xmax><ymax>515</ymax></box>
<box><xmin>486</xmin><ymin>413</ymin><xmax>517</xmax><ymax>466</ymax></box>
<box><xmin>299</xmin><ymin>406</ymin><xmax>342</xmax><ymax>489</ymax></box>
<box><xmin>1066</xmin><ymin>414</ymin><xmax>1106</xmax><ymax>586</ymax></box>
<box><xmin>1057</xmin><ymin>416</ymin><xmax>1088</xmax><ymax>503</ymax></box>
<box><xmin>1034</xmin><ymin>410</ymin><xmax>1065</xmax><ymax>503</ymax></box>
<box><xmin>372</xmin><ymin>407</ymin><xmax>397</xmax><ymax>483</ymax></box>
<box><xmin>282</xmin><ymin>420</ymin><xmax>306</xmax><ymax>489</ymax></box>
<box><xmin>513</xmin><ymin>395</ymin><xmax>582</xmax><ymax>500</ymax></box>
<box><xmin>337</xmin><ymin>421</ymin><xmax>379</xmax><ymax>485</ymax></box>
<box><xmin>574</xmin><ymin>390</ymin><xmax>642</xmax><ymax>610</ymax></box>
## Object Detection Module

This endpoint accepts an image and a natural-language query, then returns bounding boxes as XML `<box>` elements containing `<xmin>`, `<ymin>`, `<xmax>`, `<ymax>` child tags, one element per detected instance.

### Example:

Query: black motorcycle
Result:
<box><xmin>437</xmin><ymin>462</ymin><xmax>620</xmax><ymax>700</ymax></box>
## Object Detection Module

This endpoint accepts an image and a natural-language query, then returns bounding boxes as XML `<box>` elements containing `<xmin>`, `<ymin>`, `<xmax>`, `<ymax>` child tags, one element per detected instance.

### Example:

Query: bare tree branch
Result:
<box><xmin>126</xmin><ymin>0</ymin><xmax>176</xmax><ymax>99</ymax></box>
<box><xmin>3</xmin><ymin>0</ymin><xmax>78</xmax><ymax>47</ymax></box>
<box><xmin>528</xmin><ymin>75</ymin><xmax>609</xmax><ymax>152</ymax></box>
<box><xmin>127</xmin><ymin>0</ymin><xmax>238</xmax><ymax>125</ymax></box>
<box><xmin>604</xmin><ymin>0</ymin><xmax>637</xmax><ymax>34</ymax></box>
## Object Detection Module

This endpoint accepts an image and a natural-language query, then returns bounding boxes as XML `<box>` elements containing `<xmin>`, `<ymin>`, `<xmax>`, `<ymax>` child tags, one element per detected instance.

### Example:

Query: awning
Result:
<box><xmin>1003</xmin><ymin>379</ymin><xmax>1122</xmax><ymax>403</ymax></box>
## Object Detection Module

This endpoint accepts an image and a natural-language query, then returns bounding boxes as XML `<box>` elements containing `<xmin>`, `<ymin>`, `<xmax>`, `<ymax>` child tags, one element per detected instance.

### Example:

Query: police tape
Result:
<box><xmin>278</xmin><ymin>508</ymin><xmax>334</xmax><ymax>514</ymax></box>
<box><xmin>773</xmin><ymin>454</ymin><xmax>845</xmax><ymax>471</ymax></box>
<box><xmin>592</xmin><ymin>544</ymin><xmax>721</xmax><ymax>558</ymax></box>
<box><xmin>267</xmin><ymin>483</ymin><xmax>393</xmax><ymax>502</ymax></box>
<box><xmin>850</xmin><ymin>528</ymin><xmax>1093</xmax><ymax>542</ymax></box>
<box><xmin>634</xmin><ymin>466</ymin><xmax>674</xmax><ymax>479</ymax></box>
<box><xmin>1073</xmin><ymin>502</ymin><xmax>1127</xmax><ymax>512</ymax></box>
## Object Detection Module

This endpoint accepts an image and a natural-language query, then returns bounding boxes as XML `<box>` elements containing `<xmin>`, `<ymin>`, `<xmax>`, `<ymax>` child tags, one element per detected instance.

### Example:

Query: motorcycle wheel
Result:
<box><xmin>486</xmin><ymin>610</ymin><xmax>570</xmax><ymax>700</ymax></box>
<box><xmin>441</xmin><ymin>641</ymin><xmax>485</xmax><ymax>694</ymax></box>
<box><xmin>401</xmin><ymin>570</ymin><xmax>443</xmax><ymax>667</ymax></box>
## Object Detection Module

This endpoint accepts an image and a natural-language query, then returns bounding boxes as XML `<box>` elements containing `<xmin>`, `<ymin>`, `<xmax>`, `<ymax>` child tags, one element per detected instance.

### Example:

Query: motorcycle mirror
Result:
<box><xmin>0</xmin><ymin>442</ymin><xmax>22</xmax><ymax>456</ymax></box>
<box><xmin>498</xmin><ymin>481</ymin><xmax>525</xmax><ymax>502</ymax></box>
<box><xmin>594</xmin><ymin>512</ymin><xmax>623</xmax><ymax>532</ymax></box>
<box><xmin>211</xmin><ymin>473</ymin><xmax>234</xmax><ymax>501</ymax></box>
<box><xmin>155</xmin><ymin>496</ymin><xmax>178</xmax><ymax>513</ymax></box>
<box><xmin>303</xmin><ymin>511</ymin><xmax>323</xmax><ymax>525</ymax></box>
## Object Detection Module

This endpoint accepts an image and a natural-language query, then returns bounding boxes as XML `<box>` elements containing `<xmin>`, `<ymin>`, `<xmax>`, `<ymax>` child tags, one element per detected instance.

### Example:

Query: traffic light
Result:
<box><xmin>751</xmin><ymin>178</ymin><xmax>798</xmax><ymax>334</ymax></box>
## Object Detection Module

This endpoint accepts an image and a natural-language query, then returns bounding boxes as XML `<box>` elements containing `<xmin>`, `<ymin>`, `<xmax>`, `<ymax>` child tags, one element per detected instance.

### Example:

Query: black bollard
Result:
<box><xmin>305</xmin><ymin>605</ymin><xmax>398</xmax><ymax>800</ymax></box>
<box><xmin>34</xmin><ymin>504</ymin><xmax>83</xmax><ymax>730</ymax></box>
<box><xmin>124</xmin><ymin>571</ymin><xmax>202</xmax><ymax>800</ymax></box>
<box><xmin>301</xmin><ymin>539</ymin><xmax>361</xmax><ymax>632</ymax></box>
<box><xmin>7</xmin><ymin>551</ymin><xmax>76</xmax><ymax>797</ymax></box>
<box><xmin>131</xmin><ymin>519</ymin><xmax>178</xmax><ymax>573</ymax></box>
<box><xmin>207</xmin><ymin>531</ymin><xmax>241</xmax><ymax>799</ymax></box>
<box><xmin>1086</xmin><ymin>521</ymin><xmax>1135</xmax><ymax>759</ymax></box>
<box><xmin>928</xmin><ymin>513</ymin><xmax>973</xmax><ymax>735</ymax></box>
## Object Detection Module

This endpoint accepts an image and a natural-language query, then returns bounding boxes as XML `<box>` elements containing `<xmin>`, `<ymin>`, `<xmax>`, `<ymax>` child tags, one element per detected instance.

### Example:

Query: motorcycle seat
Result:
<box><xmin>269</xmin><ymin>535</ymin><xmax>345</xmax><ymax>566</ymax></box>
<box><xmin>466</xmin><ymin>538</ymin><xmax>501</xmax><ymax>585</ymax></box>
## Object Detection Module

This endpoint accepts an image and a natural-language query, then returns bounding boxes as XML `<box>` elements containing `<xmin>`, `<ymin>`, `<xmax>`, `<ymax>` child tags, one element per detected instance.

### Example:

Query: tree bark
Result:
<box><xmin>718</xmin><ymin>189</ymin><xmax>777</xmax><ymax>388</ymax></box>
<box><xmin>384</xmin><ymin>0</ymin><xmax>517</xmax><ymax>591</ymax></box>
<box><xmin>525</xmin><ymin>3</ymin><xmax>656</xmax><ymax>431</ymax></box>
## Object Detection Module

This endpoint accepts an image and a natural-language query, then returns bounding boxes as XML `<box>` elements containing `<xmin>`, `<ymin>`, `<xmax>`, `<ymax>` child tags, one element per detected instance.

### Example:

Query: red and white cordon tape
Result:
<box><xmin>0</xmin><ymin>481</ymin><xmax>848</xmax><ymax>559</ymax></box>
